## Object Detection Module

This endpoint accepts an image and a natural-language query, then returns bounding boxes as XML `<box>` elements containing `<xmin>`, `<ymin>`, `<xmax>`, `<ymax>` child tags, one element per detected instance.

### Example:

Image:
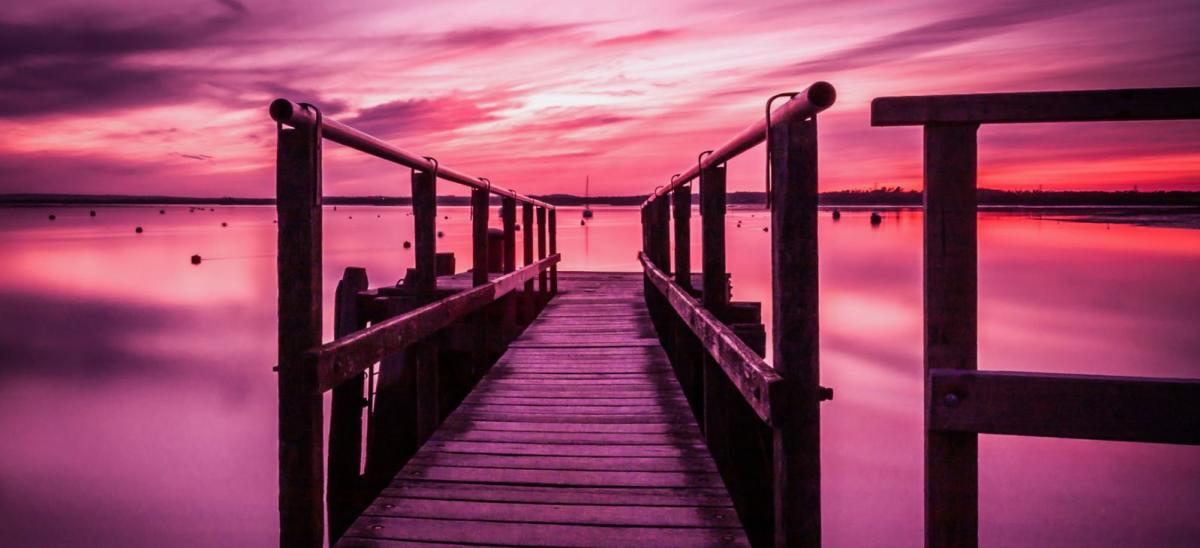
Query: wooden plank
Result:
<box><xmin>396</xmin><ymin>466</ymin><xmax>726</xmax><ymax>489</ymax></box>
<box><xmin>871</xmin><ymin>86</ymin><xmax>1200</xmax><ymax>126</ymax></box>
<box><xmin>408</xmin><ymin>452</ymin><xmax>715</xmax><ymax>472</ymax></box>
<box><xmin>437</xmin><ymin>420</ymin><xmax>699</xmax><ymax>435</ymax></box>
<box><xmin>361</xmin><ymin>497</ymin><xmax>736</xmax><ymax>528</ymax></box>
<box><xmin>429</xmin><ymin>430</ymin><xmax>697</xmax><ymax>446</ymax></box>
<box><xmin>340</xmin><ymin>515</ymin><xmax>748</xmax><ymax>547</ymax></box>
<box><xmin>929</xmin><ymin>370</ymin><xmax>1200</xmax><ymax>445</ymax></box>
<box><xmin>275</xmin><ymin>126</ymin><xmax>324</xmax><ymax>548</ymax></box>
<box><xmin>424</xmin><ymin>440</ymin><xmax>708</xmax><ymax>458</ymax></box>
<box><xmin>382</xmin><ymin>481</ymin><xmax>735</xmax><ymax>507</ymax></box>
<box><xmin>924</xmin><ymin>123</ymin><xmax>979</xmax><ymax>548</ymax></box>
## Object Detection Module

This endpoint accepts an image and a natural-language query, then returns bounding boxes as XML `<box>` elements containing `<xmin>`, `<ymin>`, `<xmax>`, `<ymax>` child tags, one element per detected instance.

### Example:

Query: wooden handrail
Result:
<box><xmin>639</xmin><ymin>252</ymin><xmax>787</xmax><ymax>425</ymax></box>
<box><xmin>929</xmin><ymin>369</ymin><xmax>1200</xmax><ymax>445</ymax></box>
<box><xmin>313</xmin><ymin>254</ymin><xmax>560</xmax><ymax>392</ymax></box>
<box><xmin>871</xmin><ymin>86</ymin><xmax>1200</xmax><ymax>126</ymax></box>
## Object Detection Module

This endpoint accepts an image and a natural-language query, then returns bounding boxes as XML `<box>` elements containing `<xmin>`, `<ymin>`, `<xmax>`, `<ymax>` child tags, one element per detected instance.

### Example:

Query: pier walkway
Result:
<box><xmin>336</xmin><ymin>272</ymin><xmax>747</xmax><ymax>546</ymax></box>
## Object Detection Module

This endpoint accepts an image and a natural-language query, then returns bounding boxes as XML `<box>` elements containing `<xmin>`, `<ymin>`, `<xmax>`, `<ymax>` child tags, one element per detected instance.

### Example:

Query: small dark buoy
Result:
<box><xmin>832</xmin><ymin>209</ymin><xmax>841</xmax><ymax>220</ymax></box>
<box><xmin>515</xmin><ymin>224</ymin><xmax>521</xmax><ymax>231</ymax></box>
<box><xmin>348</xmin><ymin>216</ymin><xmax>353</xmax><ymax>219</ymax></box>
<box><xmin>190</xmin><ymin>254</ymin><xmax>202</xmax><ymax>265</ymax></box>
<box><xmin>221</xmin><ymin>222</ymin><xmax>228</xmax><ymax>227</ymax></box>
<box><xmin>443</xmin><ymin>215</ymin><xmax>448</xmax><ymax>220</ymax></box>
<box><xmin>580</xmin><ymin>220</ymin><xmax>585</xmax><ymax>226</ymax></box>
<box><xmin>48</xmin><ymin>214</ymin><xmax>56</xmax><ymax>220</ymax></box>
<box><xmin>377</xmin><ymin>214</ymin><xmax>381</xmax><ymax>218</ymax></box>
<box><xmin>403</xmin><ymin>241</ymin><xmax>412</xmax><ymax>249</ymax></box>
<box><xmin>89</xmin><ymin>210</ymin><xmax>96</xmax><ymax>217</ymax></box>
<box><xmin>135</xmin><ymin>226</ymin><xmax>143</xmax><ymax>233</ymax></box>
<box><xmin>333</xmin><ymin>206</ymin><xmax>337</xmax><ymax>211</ymax></box>
<box><xmin>436</xmin><ymin>231</ymin><xmax>444</xmax><ymax>238</ymax></box>
<box><xmin>159</xmin><ymin>209</ymin><xmax>165</xmax><ymax>214</ymax></box>
<box><xmin>870</xmin><ymin>211</ymin><xmax>882</xmax><ymax>225</ymax></box>
<box><xmin>762</xmin><ymin>227</ymin><xmax>768</xmax><ymax>232</ymax></box>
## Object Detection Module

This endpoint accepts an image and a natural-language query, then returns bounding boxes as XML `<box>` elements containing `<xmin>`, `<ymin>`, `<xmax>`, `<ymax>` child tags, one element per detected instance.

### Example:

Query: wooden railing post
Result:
<box><xmin>521</xmin><ymin>203</ymin><xmax>535</xmax><ymax>323</ymax></box>
<box><xmin>548</xmin><ymin>209</ymin><xmax>558</xmax><ymax>295</ymax></box>
<box><xmin>471</xmin><ymin>189</ymin><xmax>489</xmax><ymax>377</ymax></box>
<box><xmin>276</xmin><ymin>125</ymin><xmax>323</xmax><ymax>548</ymax></box>
<box><xmin>699</xmin><ymin>163</ymin><xmax>729</xmax><ymax>461</ymax></box>
<box><xmin>536</xmin><ymin>207</ymin><xmax>547</xmax><ymax>303</ymax></box>
<box><xmin>501</xmin><ymin>198</ymin><xmax>517</xmax><ymax>339</ymax></box>
<box><xmin>650</xmin><ymin>195</ymin><xmax>673</xmax><ymax>349</ymax></box>
<box><xmin>672</xmin><ymin>185</ymin><xmax>691</xmax><ymax>289</ymax></box>
<box><xmin>328</xmin><ymin>267</ymin><xmax>368</xmax><ymax>544</ymax></box>
<box><xmin>671</xmin><ymin>184</ymin><xmax>703</xmax><ymax>420</ymax></box>
<box><xmin>770</xmin><ymin>114</ymin><xmax>821</xmax><ymax>547</ymax></box>
<box><xmin>411</xmin><ymin>168</ymin><xmax>439</xmax><ymax>443</ymax></box>
<box><xmin>924</xmin><ymin>123</ymin><xmax>980</xmax><ymax>548</ymax></box>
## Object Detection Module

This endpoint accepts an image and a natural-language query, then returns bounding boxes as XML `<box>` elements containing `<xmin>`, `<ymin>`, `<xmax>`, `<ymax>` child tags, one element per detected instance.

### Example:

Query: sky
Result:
<box><xmin>1</xmin><ymin>0</ymin><xmax>1199</xmax><ymax>198</ymax></box>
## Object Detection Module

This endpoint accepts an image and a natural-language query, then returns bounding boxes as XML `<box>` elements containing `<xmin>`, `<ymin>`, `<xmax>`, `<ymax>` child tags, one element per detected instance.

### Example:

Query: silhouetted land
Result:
<box><xmin>3</xmin><ymin>188</ymin><xmax>1199</xmax><ymax>207</ymax></box>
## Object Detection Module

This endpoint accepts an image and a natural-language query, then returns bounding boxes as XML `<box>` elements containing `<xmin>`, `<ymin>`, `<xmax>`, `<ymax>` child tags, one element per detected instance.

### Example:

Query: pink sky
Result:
<box><xmin>1</xmin><ymin>0</ymin><xmax>1198</xmax><ymax>197</ymax></box>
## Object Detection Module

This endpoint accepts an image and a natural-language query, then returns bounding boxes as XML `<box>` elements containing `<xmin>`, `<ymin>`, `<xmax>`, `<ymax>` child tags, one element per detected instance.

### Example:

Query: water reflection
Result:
<box><xmin>0</xmin><ymin>205</ymin><xmax>1197</xmax><ymax>546</ymax></box>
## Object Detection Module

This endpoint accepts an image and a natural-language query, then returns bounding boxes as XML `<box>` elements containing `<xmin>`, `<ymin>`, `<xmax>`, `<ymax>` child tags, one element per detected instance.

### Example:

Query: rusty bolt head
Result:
<box><xmin>944</xmin><ymin>393</ymin><xmax>961</xmax><ymax>408</ymax></box>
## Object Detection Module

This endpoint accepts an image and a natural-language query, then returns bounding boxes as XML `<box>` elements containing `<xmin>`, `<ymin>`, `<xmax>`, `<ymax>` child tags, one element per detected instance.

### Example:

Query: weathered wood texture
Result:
<box><xmin>871</xmin><ymin>87</ymin><xmax>1200</xmax><ymax>126</ymax></box>
<box><xmin>328</xmin><ymin>267</ymin><xmax>370</xmax><ymax>543</ymax></box>
<box><xmin>923</xmin><ymin>123</ymin><xmax>979</xmax><ymax>548</ymax></box>
<box><xmin>336</xmin><ymin>272</ymin><xmax>748</xmax><ymax>547</ymax></box>
<box><xmin>276</xmin><ymin>127</ymin><xmax>324</xmax><ymax>548</ymax></box>
<box><xmin>930</xmin><ymin>370</ymin><xmax>1200</xmax><ymax>445</ymax></box>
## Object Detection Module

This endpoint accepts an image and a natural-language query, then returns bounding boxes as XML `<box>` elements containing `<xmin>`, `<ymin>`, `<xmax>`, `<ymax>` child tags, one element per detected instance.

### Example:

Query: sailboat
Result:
<box><xmin>582</xmin><ymin>175</ymin><xmax>594</xmax><ymax>219</ymax></box>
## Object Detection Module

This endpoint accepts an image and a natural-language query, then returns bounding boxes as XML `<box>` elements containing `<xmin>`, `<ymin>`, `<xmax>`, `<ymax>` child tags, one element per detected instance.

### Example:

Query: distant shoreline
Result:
<box><xmin>2</xmin><ymin>188</ymin><xmax>1199</xmax><ymax>208</ymax></box>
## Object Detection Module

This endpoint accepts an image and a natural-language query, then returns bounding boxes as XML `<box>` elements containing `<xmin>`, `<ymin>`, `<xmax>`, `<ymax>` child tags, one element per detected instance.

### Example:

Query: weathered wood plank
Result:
<box><xmin>341</xmin><ymin>516</ymin><xmax>748</xmax><ymax>547</ymax></box>
<box><xmin>408</xmin><ymin>452</ymin><xmax>715</xmax><ymax>472</ymax></box>
<box><xmin>871</xmin><ymin>86</ymin><xmax>1200</xmax><ymax>126</ymax></box>
<box><xmin>929</xmin><ymin>369</ymin><xmax>1200</xmax><ymax>445</ymax></box>
<box><xmin>361</xmin><ymin>497</ymin><xmax>736</xmax><ymax>528</ymax></box>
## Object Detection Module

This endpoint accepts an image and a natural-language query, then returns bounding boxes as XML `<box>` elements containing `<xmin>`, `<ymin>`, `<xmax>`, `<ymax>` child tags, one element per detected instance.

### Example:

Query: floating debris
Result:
<box><xmin>870</xmin><ymin>211</ymin><xmax>882</xmax><ymax>225</ymax></box>
<box><xmin>135</xmin><ymin>226</ymin><xmax>144</xmax><ymax>233</ymax></box>
<box><xmin>832</xmin><ymin>209</ymin><xmax>841</xmax><ymax>220</ymax></box>
<box><xmin>190</xmin><ymin>254</ymin><xmax>202</xmax><ymax>265</ymax></box>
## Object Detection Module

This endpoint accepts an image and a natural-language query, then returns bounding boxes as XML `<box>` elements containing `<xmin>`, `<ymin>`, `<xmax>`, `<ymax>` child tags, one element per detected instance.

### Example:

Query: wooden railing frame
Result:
<box><xmin>639</xmin><ymin>82</ymin><xmax>835</xmax><ymax>547</ymax></box>
<box><xmin>273</xmin><ymin>98</ymin><xmax>558</xmax><ymax>547</ymax></box>
<box><xmin>871</xmin><ymin>86</ymin><xmax>1200</xmax><ymax>548</ymax></box>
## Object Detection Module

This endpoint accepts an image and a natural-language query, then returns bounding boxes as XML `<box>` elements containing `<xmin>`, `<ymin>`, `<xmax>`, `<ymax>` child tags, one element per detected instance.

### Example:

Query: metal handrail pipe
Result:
<box><xmin>642</xmin><ymin>81</ymin><xmax>835</xmax><ymax>207</ymax></box>
<box><xmin>270</xmin><ymin>98</ymin><xmax>553</xmax><ymax>209</ymax></box>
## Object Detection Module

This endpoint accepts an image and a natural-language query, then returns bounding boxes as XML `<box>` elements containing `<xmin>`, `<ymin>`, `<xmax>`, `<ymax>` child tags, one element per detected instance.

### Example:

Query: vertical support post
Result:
<box><xmin>276</xmin><ymin>126</ymin><xmax>323</xmax><ymax>548</ymax></box>
<box><xmin>673</xmin><ymin>185</ymin><xmax>691</xmax><ymax>289</ymax></box>
<box><xmin>924</xmin><ymin>124</ymin><xmax>979</xmax><ymax>548</ymax></box>
<box><xmin>471</xmin><ymin>189</ymin><xmax>489</xmax><ymax>287</ymax></box>
<box><xmin>650</xmin><ymin>195</ymin><xmax>673</xmax><ymax>349</ymax></box>
<box><xmin>537</xmin><ymin>206</ymin><xmax>547</xmax><ymax>302</ymax></box>
<box><xmin>521</xmin><ymin>202</ymin><xmax>535</xmax><ymax>323</ymax></box>
<box><xmin>328</xmin><ymin>267</ymin><xmax>369</xmax><ymax>544</ymax></box>
<box><xmin>411</xmin><ymin>169</ymin><xmax>439</xmax><ymax>443</ymax></box>
<box><xmin>501</xmin><ymin>198</ymin><xmax>517</xmax><ymax>340</ymax></box>
<box><xmin>671</xmin><ymin>184</ymin><xmax>702</xmax><ymax>420</ymax></box>
<box><xmin>699</xmin><ymin>164</ymin><xmax>729</xmax><ymax>461</ymax></box>
<box><xmin>548</xmin><ymin>209</ymin><xmax>558</xmax><ymax>294</ymax></box>
<box><xmin>770</xmin><ymin>115</ymin><xmax>821</xmax><ymax>547</ymax></box>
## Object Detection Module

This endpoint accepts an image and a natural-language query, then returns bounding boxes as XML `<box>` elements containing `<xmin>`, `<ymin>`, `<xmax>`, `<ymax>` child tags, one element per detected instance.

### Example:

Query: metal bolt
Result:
<box><xmin>944</xmin><ymin>393</ymin><xmax>961</xmax><ymax>408</ymax></box>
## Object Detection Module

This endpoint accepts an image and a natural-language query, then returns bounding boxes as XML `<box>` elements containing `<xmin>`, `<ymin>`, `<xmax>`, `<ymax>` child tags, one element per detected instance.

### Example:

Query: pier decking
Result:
<box><xmin>337</xmin><ymin>272</ymin><xmax>748</xmax><ymax>546</ymax></box>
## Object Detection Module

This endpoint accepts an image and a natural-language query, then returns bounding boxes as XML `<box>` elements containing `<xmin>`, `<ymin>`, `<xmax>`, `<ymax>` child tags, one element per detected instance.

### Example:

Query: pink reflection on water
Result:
<box><xmin>0</xmin><ymin>205</ymin><xmax>1197</xmax><ymax>546</ymax></box>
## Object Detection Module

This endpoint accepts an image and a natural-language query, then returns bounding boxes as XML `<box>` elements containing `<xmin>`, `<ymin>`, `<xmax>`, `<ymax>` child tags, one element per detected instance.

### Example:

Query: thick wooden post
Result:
<box><xmin>521</xmin><ymin>203</ymin><xmax>535</xmax><ymax>323</ymax></box>
<box><xmin>536</xmin><ymin>207</ymin><xmax>547</xmax><ymax>301</ymax></box>
<box><xmin>924</xmin><ymin>123</ymin><xmax>980</xmax><ymax>548</ymax></box>
<box><xmin>328</xmin><ymin>267</ymin><xmax>368</xmax><ymax>544</ymax></box>
<box><xmin>699</xmin><ymin>164</ymin><xmax>729</xmax><ymax>462</ymax></box>
<box><xmin>650</xmin><ymin>195</ymin><xmax>673</xmax><ymax>349</ymax></box>
<box><xmin>673</xmin><ymin>185</ymin><xmax>691</xmax><ymax>289</ymax></box>
<box><xmin>411</xmin><ymin>169</ymin><xmax>439</xmax><ymax>443</ymax></box>
<box><xmin>548</xmin><ymin>209</ymin><xmax>558</xmax><ymax>294</ymax></box>
<box><xmin>770</xmin><ymin>115</ymin><xmax>821</xmax><ymax>547</ymax></box>
<box><xmin>276</xmin><ymin>126</ymin><xmax>323</xmax><ymax>548</ymax></box>
<box><xmin>501</xmin><ymin>198</ymin><xmax>517</xmax><ymax>339</ymax></box>
<box><xmin>471</xmin><ymin>190</ymin><xmax>489</xmax><ymax>287</ymax></box>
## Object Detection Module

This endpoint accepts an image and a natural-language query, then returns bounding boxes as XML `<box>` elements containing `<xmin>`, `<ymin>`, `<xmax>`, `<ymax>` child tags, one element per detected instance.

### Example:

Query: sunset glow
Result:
<box><xmin>3</xmin><ymin>0</ymin><xmax>1198</xmax><ymax>197</ymax></box>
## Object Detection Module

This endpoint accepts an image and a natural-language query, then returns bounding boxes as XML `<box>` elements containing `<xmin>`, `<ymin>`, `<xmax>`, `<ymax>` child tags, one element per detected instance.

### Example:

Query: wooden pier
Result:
<box><xmin>270</xmin><ymin>85</ymin><xmax>1200</xmax><ymax>548</ymax></box>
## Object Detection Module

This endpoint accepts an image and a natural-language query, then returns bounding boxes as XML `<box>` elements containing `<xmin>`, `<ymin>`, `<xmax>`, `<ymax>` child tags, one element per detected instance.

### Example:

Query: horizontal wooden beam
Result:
<box><xmin>639</xmin><ymin>252</ymin><xmax>789</xmax><ymax>425</ymax></box>
<box><xmin>313</xmin><ymin>254</ymin><xmax>560</xmax><ymax>392</ymax></box>
<box><xmin>871</xmin><ymin>87</ymin><xmax>1200</xmax><ymax>126</ymax></box>
<box><xmin>929</xmin><ymin>369</ymin><xmax>1200</xmax><ymax>445</ymax></box>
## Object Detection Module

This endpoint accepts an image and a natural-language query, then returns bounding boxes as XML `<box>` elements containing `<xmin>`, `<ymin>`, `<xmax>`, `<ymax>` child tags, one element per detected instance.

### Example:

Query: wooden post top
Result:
<box><xmin>871</xmin><ymin>86</ymin><xmax>1200</xmax><ymax>126</ymax></box>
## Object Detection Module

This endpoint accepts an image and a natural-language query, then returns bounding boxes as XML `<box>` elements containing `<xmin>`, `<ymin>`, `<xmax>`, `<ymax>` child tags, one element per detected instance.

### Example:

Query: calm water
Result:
<box><xmin>0</xmin><ymin>205</ymin><xmax>1197</xmax><ymax>546</ymax></box>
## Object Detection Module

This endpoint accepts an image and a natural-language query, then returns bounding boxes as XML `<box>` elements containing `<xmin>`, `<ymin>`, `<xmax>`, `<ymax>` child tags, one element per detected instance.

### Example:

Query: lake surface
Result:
<box><xmin>0</xmin><ymin>204</ymin><xmax>1197</xmax><ymax>546</ymax></box>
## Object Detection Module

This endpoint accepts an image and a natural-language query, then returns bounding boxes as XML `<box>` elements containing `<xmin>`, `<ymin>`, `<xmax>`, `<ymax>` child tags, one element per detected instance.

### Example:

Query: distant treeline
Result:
<box><xmin>4</xmin><ymin>188</ymin><xmax>1199</xmax><ymax>207</ymax></box>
